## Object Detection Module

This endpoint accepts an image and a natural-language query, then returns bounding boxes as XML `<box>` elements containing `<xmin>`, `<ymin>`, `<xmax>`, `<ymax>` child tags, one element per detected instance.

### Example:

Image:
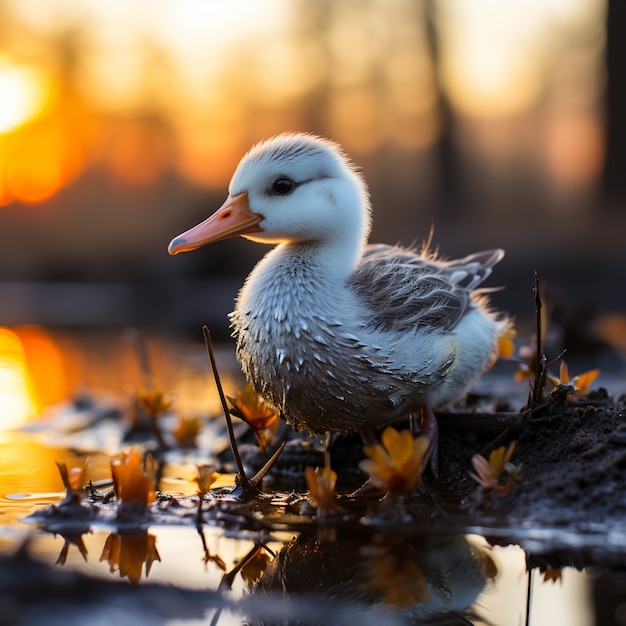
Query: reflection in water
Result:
<box><xmin>252</xmin><ymin>533</ymin><xmax>496</xmax><ymax>624</ymax></box>
<box><xmin>54</xmin><ymin>530</ymin><xmax>89</xmax><ymax>566</ymax></box>
<box><xmin>0</xmin><ymin>521</ymin><xmax>605</xmax><ymax>626</ymax></box>
<box><xmin>100</xmin><ymin>531</ymin><xmax>161</xmax><ymax>584</ymax></box>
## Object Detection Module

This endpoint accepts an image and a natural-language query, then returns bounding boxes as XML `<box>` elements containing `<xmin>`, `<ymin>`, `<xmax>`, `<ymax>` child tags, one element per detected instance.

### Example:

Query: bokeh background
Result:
<box><xmin>1</xmin><ymin>0</ymin><xmax>626</xmax><ymax>423</ymax></box>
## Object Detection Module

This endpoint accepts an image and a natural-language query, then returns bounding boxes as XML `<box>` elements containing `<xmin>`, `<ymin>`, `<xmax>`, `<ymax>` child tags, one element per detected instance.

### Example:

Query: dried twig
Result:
<box><xmin>202</xmin><ymin>326</ymin><xmax>256</xmax><ymax>496</ymax></box>
<box><xmin>531</xmin><ymin>272</ymin><xmax>548</xmax><ymax>405</ymax></box>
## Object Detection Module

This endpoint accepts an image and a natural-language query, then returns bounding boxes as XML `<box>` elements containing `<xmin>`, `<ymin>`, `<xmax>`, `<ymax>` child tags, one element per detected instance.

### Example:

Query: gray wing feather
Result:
<box><xmin>349</xmin><ymin>244</ymin><xmax>503</xmax><ymax>333</ymax></box>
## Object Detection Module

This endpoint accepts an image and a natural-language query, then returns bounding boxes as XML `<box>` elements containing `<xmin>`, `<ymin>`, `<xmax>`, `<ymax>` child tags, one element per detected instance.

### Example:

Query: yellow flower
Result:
<box><xmin>173</xmin><ymin>415</ymin><xmax>201</xmax><ymax>448</ymax></box>
<box><xmin>195</xmin><ymin>464</ymin><xmax>219</xmax><ymax>496</ymax></box>
<box><xmin>359</xmin><ymin>427</ymin><xmax>431</xmax><ymax>496</ymax></box>
<box><xmin>514</xmin><ymin>365</ymin><xmax>531</xmax><ymax>382</ymax></box>
<box><xmin>470</xmin><ymin>442</ymin><xmax>519</xmax><ymax>493</ymax></box>
<box><xmin>497</xmin><ymin>325</ymin><xmax>517</xmax><ymax>359</ymax></box>
<box><xmin>305</xmin><ymin>465</ymin><xmax>339</xmax><ymax>514</ymax></box>
<box><xmin>558</xmin><ymin>362</ymin><xmax>600</xmax><ymax>397</ymax></box>
<box><xmin>229</xmin><ymin>384</ymin><xmax>279</xmax><ymax>432</ymax></box>
<box><xmin>111</xmin><ymin>449</ymin><xmax>156</xmax><ymax>508</ymax></box>
<box><xmin>136</xmin><ymin>386</ymin><xmax>172</xmax><ymax>419</ymax></box>
<box><xmin>100</xmin><ymin>531</ymin><xmax>161</xmax><ymax>583</ymax></box>
<box><xmin>228</xmin><ymin>384</ymin><xmax>280</xmax><ymax>453</ymax></box>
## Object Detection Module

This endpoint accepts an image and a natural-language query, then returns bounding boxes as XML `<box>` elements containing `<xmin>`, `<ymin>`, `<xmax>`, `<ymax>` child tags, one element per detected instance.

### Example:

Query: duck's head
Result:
<box><xmin>168</xmin><ymin>133</ymin><xmax>372</xmax><ymax>259</ymax></box>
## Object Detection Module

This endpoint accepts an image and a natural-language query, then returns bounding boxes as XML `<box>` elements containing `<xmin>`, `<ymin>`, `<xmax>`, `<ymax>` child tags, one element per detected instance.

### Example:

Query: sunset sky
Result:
<box><xmin>0</xmin><ymin>0</ymin><xmax>605</xmax><ymax>206</ymax></box>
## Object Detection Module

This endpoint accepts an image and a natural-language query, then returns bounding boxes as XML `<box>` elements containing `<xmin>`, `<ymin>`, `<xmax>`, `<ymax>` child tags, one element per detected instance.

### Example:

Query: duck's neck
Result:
<box><xmin>240</xmin><ymin>235</ymin><xmax>359</xmax><ymax>313</ymax></box>
<box><xmin>278</xmin><ymin>234</ymin><xmax>364</xmax><ymax>281</ymax></box>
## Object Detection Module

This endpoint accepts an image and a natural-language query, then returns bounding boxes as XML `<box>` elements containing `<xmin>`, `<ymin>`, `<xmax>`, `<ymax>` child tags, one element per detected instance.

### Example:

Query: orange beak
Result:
<box><xmin>168</xmin><ymin>192</ymin><xmax>262</xmax><ymax>255</ymax></box>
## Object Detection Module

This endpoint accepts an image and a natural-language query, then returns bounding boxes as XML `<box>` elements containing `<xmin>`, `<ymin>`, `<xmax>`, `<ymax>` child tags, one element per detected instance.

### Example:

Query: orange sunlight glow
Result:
<box><xmin>439</xmin><ymin>0</ymin><xmax>604</xmax><ymax>119</ymax></box>
<box><xmin>544</xmin><ymin>114</ymin><xmax>604</xmax><ymax>189</ymax></box>
<box><xmin>14</xmin><ymin>325</ymin><xmax>68</xmax><ymax>410</ymax></box>
<box><xmin>0</xmin><ymin>327</ymin><xmax>39</xmax><ymax>430</ymax></box>
<box><xmin>0</xmin><ymin>96</ymin><xmax>91</xmax><ymax>207</ymax></box>
<box><xmin>0</xmin><ymin>60</ymin><xmax>53</xmax><ymax>133</ymax></box>
<box><xmin>0</xmin><ymin>59</ymin><xmax>84</xmax><ymax>206</ymax></box>
<box><xmin>0</xmin><ymin>326</ymin><xmax>69</xmax><ymax>431</ymax></box>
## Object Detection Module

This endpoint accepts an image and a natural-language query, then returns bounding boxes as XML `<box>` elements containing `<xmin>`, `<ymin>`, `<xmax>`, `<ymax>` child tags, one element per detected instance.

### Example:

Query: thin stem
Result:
<box><xmin>525</xmin><ymin>560</ymin><xmax>533</xmax><ymax>626</ymax></box>
<box><xmin>532</xmin><ymin>272</ymin><xmax>547</xmax><ymax>405</ymax></box>
<box><xmin>202</xmin><ymin>326</ymin><xmax>249</xmax><ymax>484</ymax></box>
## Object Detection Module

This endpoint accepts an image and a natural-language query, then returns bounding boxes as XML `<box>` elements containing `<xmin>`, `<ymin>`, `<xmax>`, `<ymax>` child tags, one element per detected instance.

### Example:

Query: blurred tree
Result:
<box><xmin>602</xmin><ymin>0</ymin><xmax>626</xmax><ymax>209</ymax></box>
<box><xmin>424</xmin><ymin>0</ymin><xmax>459</xmax><ymax>216</ymax></box>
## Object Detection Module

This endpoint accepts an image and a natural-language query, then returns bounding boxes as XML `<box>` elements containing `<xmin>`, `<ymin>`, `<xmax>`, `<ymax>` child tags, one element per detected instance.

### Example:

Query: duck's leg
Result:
<box><xmin>321</xmin><ymin>431</ymin><xmax>333</xmax><ymax>472</ymax></box>
<box><xmin>358</xmin><ymin>425</ymin><xmax>378</xmax><ymax>445</ymax></box>
<box><xmin>419</xmin><ymin>404</ymin><xmax>439</xmax><ymax>478</ymax></box>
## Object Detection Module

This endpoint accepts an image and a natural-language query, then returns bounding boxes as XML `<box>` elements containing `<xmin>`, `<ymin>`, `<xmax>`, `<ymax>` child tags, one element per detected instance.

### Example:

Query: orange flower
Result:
<box><xmin>111</xmin><ymin>449</ymin><xmax>156</xmax><ymax>509</ymax></box>
<box><xmin>359</xmin><ymin>427</ymin><xmax>431</xmax><ymax>496</ymax></box>
<box><xmin>173</xmin><ymin>415</ymin><xmax>201</xmax><ymax>448</ymax></box>
<box><xmin>56</xmin><ymin>461</ymin><xmax>88</xmax><ymax>505</ymax></box>
<box><xmin>369</xmin><ymin>546</ymin><xmax>429</xmax><ymax>607</ymax></box>
<box><xmin>228</xmin><ymin>384</ymin><xmax>280</xmax><ymax>453</ymax></box>
<box><xmin>100</xmin><ymin>531</ymin><xmax>161</xmax><ymax>583</ymax></box>
<box><xmin>558</xmin><ymin>362</ymin><xmax>600</xmax><ymax>397</ymax></box>
<box><xmin>229</xmin><ymin>384</ymin><xmax>279</xmax><ymax>432</ymax></box>
<box><xmin>195</xmin><ymin>464</ymin><xmax>219</xmax><ymax>496</ymax></box>
<box><xmin>470</xmin><ymin>442</ymin><xmax>519</xmax><ymax>493</ymax></box>
<box><xmin>136</xmin><ymin>386</ymin><xmax>172</xmax><ymax>419</ymax></box>
<box><xmin>194</xmin><ymin>464</ymin><xmax>219</xmax><ymax>524</ymax></box>
<box><xmin>305</xmin><ymin>465</ymin><xmax>339</xmax><ymax>514</ymax></box>
<box><xmin>497</xmin><ymin>325</ymin><xmax>517</xmax><ymax>359</ymax></box>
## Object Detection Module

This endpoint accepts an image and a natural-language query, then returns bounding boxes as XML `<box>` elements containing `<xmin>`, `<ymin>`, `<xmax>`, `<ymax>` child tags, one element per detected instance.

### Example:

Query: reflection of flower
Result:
<box><xmin>543</xmin><ymin>566</ymin><xmax>562</xmax><ymax>584</ymax></box>
<box><xmin>197</xmin><ymin>527</ymin><xmax>227</xmax><ymax>571</ymax></box>
<box><xmin>100</xmin><ymin>531</ymin><xmax>161</xmax><ymax>583</ymax></box>
<box><xmin>111</xmin><ymin>449</ymin><xmax>156</xmax><ymax>511</ymax></box>
<box><xmin>240</xmin><ymin>548</ymin><xmax>271</xmax><ymax>587</ymax></box>
<box><xmin>228</xmin><ymin>384</ymin><xmax>279</xmax><ymax>452</ymax></box>
<box><xmin>305</xmin><ymin>465</ymin><xmax>339</xmax><ymax>515</ymax></box>
<box><xmin>204</xmin><ymin>548</ymin><xmax>227</xmax><ymax>571</ymax></box>
<box><xmin>55</xmin><ymin>532</ymin><xmax>88</xmax><ymax>565</ymax></box>
<box><xmin>359</xmin><ymin>427</ymin><xmax>430</xmax><ymax>496</ymax></box>
<box><xmin>369</xmin><ymin>545</ymin><xmax>429</xmax><ymax>607</ymax></box>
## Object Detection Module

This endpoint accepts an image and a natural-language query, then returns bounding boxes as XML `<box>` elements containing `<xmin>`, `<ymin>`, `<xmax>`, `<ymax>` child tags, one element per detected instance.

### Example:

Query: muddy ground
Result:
<box><xmin>437</xmin><ymin>387</ymin><xmax>626</xmax><ymax>526</ymax></box>
<box><xmin>256</xmin><ymin>363</ymin><xmax>626</xmax><ymax>535</ymax></box>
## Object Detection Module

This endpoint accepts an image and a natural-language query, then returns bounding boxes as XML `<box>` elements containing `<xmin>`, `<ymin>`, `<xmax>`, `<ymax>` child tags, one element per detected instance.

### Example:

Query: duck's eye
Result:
<box><xmin>272</xmin><ymin>177</ymin><xmax>294</xmax><ymax>195</ymax></box>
